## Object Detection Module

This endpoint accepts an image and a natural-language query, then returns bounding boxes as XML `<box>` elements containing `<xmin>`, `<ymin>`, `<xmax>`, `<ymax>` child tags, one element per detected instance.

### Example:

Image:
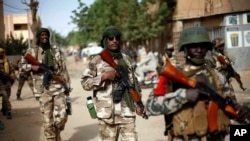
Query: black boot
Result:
<box><xmin>7</xmin><ymin>112</ymin><xmax>12</xmax><ymax>119</ymax></box>
<box><xmin>16</xmin><ymin>95</ymin><xmax>23</xmax><ymax>101</ymax></box>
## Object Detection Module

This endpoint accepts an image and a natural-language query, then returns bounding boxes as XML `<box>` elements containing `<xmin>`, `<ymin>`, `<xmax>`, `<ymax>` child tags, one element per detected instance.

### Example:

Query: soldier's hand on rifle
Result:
<box><xmin>221</xmin><ymin>64</ymin><xmax>228</xmax><ymax>69</ymax></box>
<box><xmin>9</xmin><ymin>74</ymin><xmax>15</xmax><ymax>80</ymax></box>
<box><xmin>101</xmin><ymin>70</ymin><xmax>116</xmax><ymax>81</ymax></box>
<box><xmin>31</xmin><ymin>65</ymin><xmax>40</xmax><ymax>71</ymax></box>
<box><xmin>185</xmin><ymin>89</ymin><xmax>199</xmax><ymax>103</ymax></box>
<box><xmin>235</xmin><ymin>104</ymin><xmax>250</xmax><ymax>124</ymax></box>
<box><xmin>64</xmin><ymin>91</ymin><xmax>70</xmax><ymax>96</ymax></box>
<box><xmin>135</xmin><ymin>107</ymin><xmax>146</xmax><ymax>117</ymax></box>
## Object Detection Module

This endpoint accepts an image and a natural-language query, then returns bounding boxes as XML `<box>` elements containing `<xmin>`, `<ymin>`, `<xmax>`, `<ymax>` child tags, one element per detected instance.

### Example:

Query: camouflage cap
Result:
<box><xmin>164</xmin><ymin>43</ymin><xmax>174</xmax><ymax>50</ymax></box>
<box><xmin>213</xmin><ymin>38</ymin><xmax>224</xmax><ymax>48</ymax></box>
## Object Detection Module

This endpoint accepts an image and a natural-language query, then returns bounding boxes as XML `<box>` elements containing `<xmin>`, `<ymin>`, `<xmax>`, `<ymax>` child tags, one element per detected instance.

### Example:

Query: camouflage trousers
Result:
<box><xmin>16</xmin><ymin>72</ymin><xmax>34</xmax><ymax>96</ymax></box>
<box><xmin>98</xmin><ymin>119</ymin><xmax>138</xmax><ymax>141</ymax></box>
<box><xmin>39</xmin><ymin>89</ymin><xmax>68</xmax><ymax>140</ymax></box>
<box><xmin>0</xmin><ymin>84</ymin><xmax>11</xmax><ymax>114</ymax></box>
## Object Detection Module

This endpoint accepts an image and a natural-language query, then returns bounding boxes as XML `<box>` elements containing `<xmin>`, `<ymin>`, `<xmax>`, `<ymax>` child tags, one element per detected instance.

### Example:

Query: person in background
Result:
<box><xmin>135</xmin><ymin>47</ymin><xmax>157</xmax><ymax>85</ymax></box>
<box><xmin>81</xmin><ymin>25</ymin><xmax>145</xmax><ymax>141</ymax></box>
<box><xmin>154</xmin><ymin>42</ymin><xmax>179</xmax><ymax>136</ymax></box>
<box><xmin>0</xmin><ymin>48</ymin><xmax>15</xmax><ymax>119</ymax></box>
<box><xmin>16</xmin><ymin>49</ymin><xmax>35</xmax><ymax>100</ymax></box>
<box><xmin>21</xmin><ymin>28</ymin><xmax>71</xmax><ymax>141</ymax></box>
<box><xmin>146</xmin><ymin>26</ymin><xmax>250</xmax><ymax>141</ymax></box>
<box><xmin>212</xmin><ymin>38</ymin><xmax>246</xmax><ymax>91</ymax></box>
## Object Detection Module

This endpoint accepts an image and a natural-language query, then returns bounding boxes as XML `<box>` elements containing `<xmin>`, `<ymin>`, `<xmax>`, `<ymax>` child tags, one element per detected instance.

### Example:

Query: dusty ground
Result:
<box><xmin>0</xmin><ymin>56</ymin><xmax>249</xmax><ymax>141</ymax></box>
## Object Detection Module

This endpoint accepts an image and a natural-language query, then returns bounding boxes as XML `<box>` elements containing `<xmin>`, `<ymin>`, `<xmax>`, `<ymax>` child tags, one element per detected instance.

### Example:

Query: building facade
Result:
<box><xmin>4</xmin><ymin>12</ymin><xmax>33</xmax><ymax>44</ymax></box>
<box><xmin>172</xmin><ymin>0</ymin><xmax>250</xmax><ymax>71</ymax></box>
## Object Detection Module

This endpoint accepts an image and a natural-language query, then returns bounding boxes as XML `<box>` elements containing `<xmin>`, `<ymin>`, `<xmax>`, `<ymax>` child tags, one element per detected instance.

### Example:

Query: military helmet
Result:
<box><xmin>212</xmin><ymin>38</ymin><xmax>224</xmax><ymax>48</ymax></box>
<box><xmin>164</xmin><ymin>43</ymin><xmax>174</xmax><ymax>50</ymax></box>
<box><xmin>179</xmin><ymin>26</ymin><xmax>213</xmax><ymax>51</ymax></box>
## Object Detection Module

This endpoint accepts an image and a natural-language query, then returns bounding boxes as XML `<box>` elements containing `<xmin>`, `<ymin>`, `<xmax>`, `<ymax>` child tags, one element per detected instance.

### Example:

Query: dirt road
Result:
<box><xmin>0</xmin><ymin>56</ymin><xmax>249</xmax><ymax>141</ymax></box>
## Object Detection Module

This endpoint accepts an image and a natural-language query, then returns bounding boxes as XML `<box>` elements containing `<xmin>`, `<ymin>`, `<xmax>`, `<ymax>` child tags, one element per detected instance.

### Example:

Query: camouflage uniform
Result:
<box><xmin>16</xmin><ymin>55</ymin><xmax>34</xmax><ymax>100</ymax></box>
<box><xmin>21</xmin><ymin>28</ymin><xmax>70</xmax><ymax>141</ymax></box>
<box><xmin>81</xmin><ymin>26</ymin><xmax>140</xmax><ymax>141</ymax></box>
<box><xmin>146</xmin><ymin>27</ymin><xmax>237</xmax><ymax>141</ymax></box>
<box><xmin>0</xmin><ymin>48</ymin><xmax>14</xmax><ymax>119</ymax></box>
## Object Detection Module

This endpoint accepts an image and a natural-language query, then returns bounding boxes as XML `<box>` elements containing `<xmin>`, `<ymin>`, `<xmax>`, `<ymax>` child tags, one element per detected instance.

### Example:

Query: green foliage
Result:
<box><xmin>69</xmin><ymin>0</ymin><xmax>177</xmax><ymax>48</ymax></box>
<box><xmin>0</xmin><ymin>33</ymin><xmax>28</xmax><ymax>55</ymax></box>
<box><xmin>47</xmin><ymin>27</ymin><xmax>69</xmax><ymax>47</ymax></box>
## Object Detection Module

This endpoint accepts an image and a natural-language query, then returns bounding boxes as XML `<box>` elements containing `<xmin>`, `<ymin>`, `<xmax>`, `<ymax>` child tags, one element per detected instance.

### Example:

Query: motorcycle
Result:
<box><xmin>133</xmin><ymin>63</ymin><xmax>158</xmax><ymax>89</ymax></box>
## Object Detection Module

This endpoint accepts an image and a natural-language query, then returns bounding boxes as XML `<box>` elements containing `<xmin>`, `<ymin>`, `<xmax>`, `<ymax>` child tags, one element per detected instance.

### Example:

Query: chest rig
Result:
<box><xmin>171</xmin><ymin>65</ymin><xmax>230</xmax><ymax>141</ymax></box>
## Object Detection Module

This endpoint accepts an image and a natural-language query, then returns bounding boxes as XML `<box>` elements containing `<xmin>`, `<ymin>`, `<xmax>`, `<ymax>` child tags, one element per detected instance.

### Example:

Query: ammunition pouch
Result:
<box><xmin>113</xmin><ymin>80</ymin><xmax>126</xmax><ymax>103</ymax></box>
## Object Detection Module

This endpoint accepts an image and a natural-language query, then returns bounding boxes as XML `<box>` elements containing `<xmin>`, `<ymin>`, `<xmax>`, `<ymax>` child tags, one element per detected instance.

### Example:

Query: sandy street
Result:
<box><xmin>0</xmin><ymin>56</ymin><xmax>249</xmax><ymax>141</ymax></box>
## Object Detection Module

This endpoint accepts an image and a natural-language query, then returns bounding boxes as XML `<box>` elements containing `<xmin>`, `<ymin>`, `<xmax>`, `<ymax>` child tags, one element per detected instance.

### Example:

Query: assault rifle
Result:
<box><xmin>99</xmin><ymin>49</ymin><xmax>148</xmax><ymax>119</ymax></box>
<box><xmin>24</xmin><ymin>53</ymin><xmax>72</xmax><ymax>115</ymax></box>
<box><xmin>159</xmin><ymin>60</ymin><xmax>250</xmax><ymax>133</ymax></box>
<box><xmin>0</xmin><ymin>70</ymin><xmax>14</xmax><ymax>85</ymax></box>
<box><xmin>217</xmin><ymin>55</ymin><xmax>246</xmax><ymax>91</ymax></box>
<box><xmin>24</xmin><ymin>53</ymin><xmax>72</xmax><ymax>94</ymax></box>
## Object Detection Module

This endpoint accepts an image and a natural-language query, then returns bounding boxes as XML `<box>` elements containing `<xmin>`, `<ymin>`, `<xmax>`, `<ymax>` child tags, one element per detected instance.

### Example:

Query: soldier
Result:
<box><xmin>212</xmin><ymin>38</ymin><xmax>246</xmax><ymax>91</ymax></box>
<box><xmin>21</xmin><ymin>28</ymin><xmax>71</xmax><ymax>141</ymax></box>
<box><xmin>154</xmin><ymin>43</ymin><xmax>179</xmax><ymax>136</ymax></box>
<box><xmin>16</xmin><ymin>50</ymin><xmax>35</xmax><ymax>100</ymax></box>
<box><xmin>146</xmin><ymin>26</ymin><xmax>250</xmax><ymax>141</ymax></box>
<box><xmin>0</xmin><ymin>48</ymin><xmax>15</xmax><ymax>119</ymax></box>
<box><xmin>81</xmin><ymin>26</ymin><xmax>146</xmax><ymax>141</ymax></box>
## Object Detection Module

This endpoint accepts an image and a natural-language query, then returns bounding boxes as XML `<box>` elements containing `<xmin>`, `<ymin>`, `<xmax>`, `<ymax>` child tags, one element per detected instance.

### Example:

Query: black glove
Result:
<box><xmin>235</xmin><ymin>104</ymin><xmax>250</xmax><ymax>124</ymax></box>
<box><xmin>185</xmin><ymin>89</ymin><xmax>199</xmax><ymax>103</ymax></box>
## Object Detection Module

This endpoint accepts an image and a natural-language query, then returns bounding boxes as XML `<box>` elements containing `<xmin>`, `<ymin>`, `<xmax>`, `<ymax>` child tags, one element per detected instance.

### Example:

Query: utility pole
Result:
<box><xmin>26</xmin><ymin>9</ymin><xmax>31</xmax><ymax>48</ymax></box>
<box><xmin>0</xmin><ymin>0</ymin><xmax>5</xmax><ymax>40</ymax></box>
<box><xmin>22</xmin><ymin>0</ymin><xmax>40</xmax><ymax>47</ymax></box>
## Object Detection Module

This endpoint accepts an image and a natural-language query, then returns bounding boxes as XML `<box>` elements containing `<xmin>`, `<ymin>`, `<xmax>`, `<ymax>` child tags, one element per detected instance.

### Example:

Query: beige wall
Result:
<box><xmin>4</xmin><ymin>12</ymin><xmax>33</xmax><ymax>41</ymax></box>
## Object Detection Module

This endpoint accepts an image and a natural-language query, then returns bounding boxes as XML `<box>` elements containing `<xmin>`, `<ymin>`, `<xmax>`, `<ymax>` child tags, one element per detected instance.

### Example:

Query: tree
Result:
<box><xmin>69</xmin><ymin>0</ymin><xmax>177</xmax><ymax>52</ymax></box>
<box><xmin>0</xmin><ymin>33</ymin><xmax>28</xmax><ymax>55</ymax></box>
<box><xmin>22</xmin><ymin>0</ymin><xmax>41</xmax><ymax>47</ymax></box>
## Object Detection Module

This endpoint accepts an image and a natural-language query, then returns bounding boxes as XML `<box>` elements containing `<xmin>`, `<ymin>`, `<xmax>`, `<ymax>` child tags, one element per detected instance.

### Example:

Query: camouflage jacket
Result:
<box><xmin>21</xmin><ymin>46</ymin><xmax>70</xmax><ymax>94</ymax></box>
<box><xmin>81</xmin><ymin>53</ymin><xmax>140</xmax><ymax>124</ymax></box>
<box><xmin>146</xmin><ymin>63</ymin><xmax>235</xmax><ymax>116</ymax></box>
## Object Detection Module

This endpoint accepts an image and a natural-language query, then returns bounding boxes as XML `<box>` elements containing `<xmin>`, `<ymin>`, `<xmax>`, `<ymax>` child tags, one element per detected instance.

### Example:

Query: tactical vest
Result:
<box><xmin>171</xmin><ymin>64</ymin><xmax>230</xmax><ymax>140</ymax></box>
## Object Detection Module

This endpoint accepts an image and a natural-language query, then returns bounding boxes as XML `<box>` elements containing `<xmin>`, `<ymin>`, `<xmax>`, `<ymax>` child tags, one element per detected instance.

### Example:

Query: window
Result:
<box><xmin>226</xmin><ymin>15</ymin><xmax>239</xmax><ymax>25</ymax></box>
<box><xmin>243</xmin><ymin>13</ymin><xmax>250</xmax><ymax>24</ymax></box>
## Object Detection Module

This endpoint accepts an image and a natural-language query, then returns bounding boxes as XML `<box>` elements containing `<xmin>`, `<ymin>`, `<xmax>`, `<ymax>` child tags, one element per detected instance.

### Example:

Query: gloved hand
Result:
<box><xmin>235</xmin><ymin>104</ymin><xmax>250</xmax><ymax>124</ymax></box>
<box><xmin>185</xmin><ymin>89</ymin><xmax>199</xmax><ymax>103</ymax></box>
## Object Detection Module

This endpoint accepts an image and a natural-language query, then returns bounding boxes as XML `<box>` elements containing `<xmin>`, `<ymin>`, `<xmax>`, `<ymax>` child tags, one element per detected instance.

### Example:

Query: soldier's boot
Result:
<box><xmin>1</xmin><ymin>109</ymin><xmax>7</xmax><ymax>116</ymax></box>
<box><xmin>6</xmin><ymin>111</ymin><xmax>12</xmax><ymax>119</ymax></box>
<box><xmin>55</xmin><ymin>129</ymin><xmax>62</xmax><ymax>141</ymax></box>
<box><xmin>16</xmin><ymin>90</ymin><xmax>23</xmax><ymax>101</ymax></box>
<box><xmin>34</xmin><ymin>93</ymin><xmax>41</xmax><ymax>101</ymax></box>
<box><xmin>0</xmin><ymin>120</ymin><xmax>4</xmax><ymax>130</ymax></box>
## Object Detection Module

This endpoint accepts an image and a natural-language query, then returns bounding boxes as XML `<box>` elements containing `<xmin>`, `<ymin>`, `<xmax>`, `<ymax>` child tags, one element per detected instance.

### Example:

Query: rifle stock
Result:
<box><xmin>159</xmin><ymin>61</ymin><xmax>240</xmax><ymax>132</ymax></box>
<box><xmin>99</xmin><ymin>49</ymin><xmax>148</xmax><ymax>119</ymax></box>
<box><xmin>24</xmin><ymin>53</ymin><xmax>72</xmax><ymax>94</ymax></box>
